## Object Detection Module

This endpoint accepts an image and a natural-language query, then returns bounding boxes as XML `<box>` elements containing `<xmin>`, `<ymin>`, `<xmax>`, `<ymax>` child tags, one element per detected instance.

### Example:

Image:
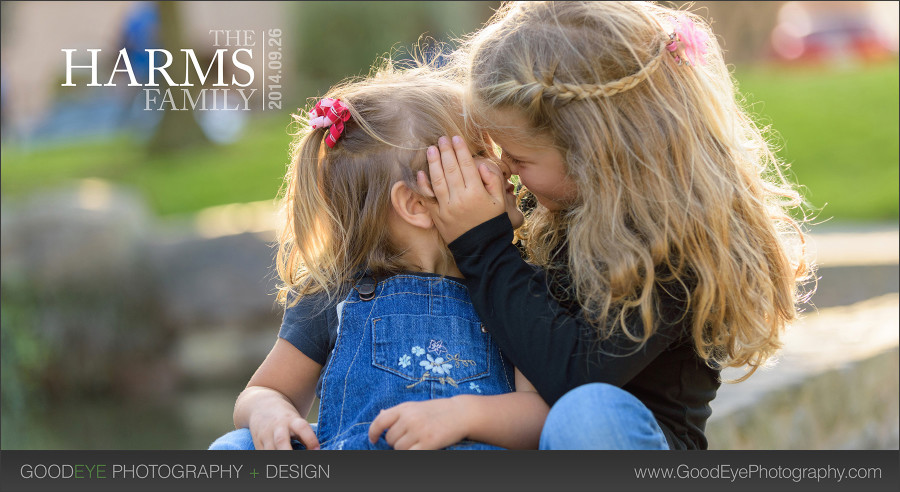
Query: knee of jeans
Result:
<box><xmin>561</xmin><ymin>381</ymin><xmax>640</xmax><ymax>409</ymax></box>
<box><xmin>208</xmin><ymin>428</ymin><xmax>255</xmax><ymax>450</ymax></box>
<box><xmin>542</xmin><ymin>383</ymin><xmax>653</xmax><ymax>439</ymax></box>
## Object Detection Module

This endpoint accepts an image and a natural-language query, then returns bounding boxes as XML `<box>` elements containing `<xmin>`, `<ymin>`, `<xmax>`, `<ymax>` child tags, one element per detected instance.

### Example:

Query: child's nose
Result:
<box><xmin>474</xmin><ymin>156</ymin><xmax>511</xmax><ymax>180</ymax></box>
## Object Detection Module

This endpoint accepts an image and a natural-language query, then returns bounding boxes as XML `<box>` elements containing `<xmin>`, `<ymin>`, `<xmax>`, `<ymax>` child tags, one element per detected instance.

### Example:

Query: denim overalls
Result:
<box><xmin>316</xmin><ymin>273</ymin><xmax>514</xmax><ymax>450</ymax></box>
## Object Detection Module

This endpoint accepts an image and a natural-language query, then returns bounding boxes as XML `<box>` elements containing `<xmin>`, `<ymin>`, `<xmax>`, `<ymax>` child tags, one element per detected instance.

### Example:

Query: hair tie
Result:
<box><xmin>308</xmin><ymin>98</ymin><xmax>352</xmax><ymax>148</ymax></box>
<box><xmin>665</xmin><ymin>15</ymin><xmax>708</xmax><ymax>66</ymax></box>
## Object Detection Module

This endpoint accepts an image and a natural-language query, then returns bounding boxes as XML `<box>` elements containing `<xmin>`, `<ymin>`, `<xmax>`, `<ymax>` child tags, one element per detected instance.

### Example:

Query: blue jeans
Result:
<box><xmin>208</xmin><ymin>425</ymin><xmax>318</xmax><ymax>450</ymax></box>
<box><xmin>539</xmin><ymin>383</ymin><xmax>670</xmax><ymax>450</ymax></box>
<box><xmin>212</xmin><ymin>383</ymin><xmax>670</xmax><ymax>450</ymax></box>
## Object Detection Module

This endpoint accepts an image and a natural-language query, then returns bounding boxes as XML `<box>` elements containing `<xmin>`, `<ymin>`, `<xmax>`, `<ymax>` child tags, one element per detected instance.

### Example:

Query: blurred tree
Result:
<box><xmin>294</xmin><ymin>1</ymin><xmax>499</xmax><ymax>98</ymax></box>
<box><xmin>148</xmin><ymin>1</ymin><xmax>210</xmax><ymax>154</ymax></box>
<box><xmin>671</xmin><ymin>1</ymin><xmax>786</xmax><ymax>64</ymax></box>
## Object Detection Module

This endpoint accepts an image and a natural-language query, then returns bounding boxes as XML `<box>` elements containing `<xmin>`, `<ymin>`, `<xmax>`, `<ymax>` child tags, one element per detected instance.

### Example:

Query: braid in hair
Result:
<box><xmin>532</xmin><ymin>39</ymin><xmax>668</xmax><ymax>105</ymax></box>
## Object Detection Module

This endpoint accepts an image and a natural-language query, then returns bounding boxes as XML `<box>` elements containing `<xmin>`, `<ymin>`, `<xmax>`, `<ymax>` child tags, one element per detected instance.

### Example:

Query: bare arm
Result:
<box><xmin>233</xmin><ymin>338</ymin><xmax>322</xmax><ymax>450</ymax></box>
<box><xmin>368</xmin><ymin>368</ymin><xmax>549</xmax><ymax>450</ymax></box>
<box><xmin>455</xmin><ymin>368</ymin><xmax>549</xmax><ymax>449</ymax></box>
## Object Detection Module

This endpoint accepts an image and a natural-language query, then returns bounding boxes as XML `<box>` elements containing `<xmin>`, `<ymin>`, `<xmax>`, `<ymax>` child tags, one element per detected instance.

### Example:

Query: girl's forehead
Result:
<box><xmin>482</xmin><ymin>107</ymin><xmax>531</xmax><ymax>132</ymax></box>
<box><xmin>482</xmin><ymin>109</ymin><xmax>554</xmax><ymax>151</ymax></box>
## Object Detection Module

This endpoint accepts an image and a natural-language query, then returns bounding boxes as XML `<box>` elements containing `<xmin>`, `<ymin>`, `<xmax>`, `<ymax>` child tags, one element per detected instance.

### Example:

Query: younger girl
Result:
<box><xmin>209</xmin><ymin>66</ymin><xmax>548</xmax><ymax>451</ymax></box>
<box><xmin>419</xmin><ymin>1</ymin><xmax>811</xmax><ymax>449</ymax></box>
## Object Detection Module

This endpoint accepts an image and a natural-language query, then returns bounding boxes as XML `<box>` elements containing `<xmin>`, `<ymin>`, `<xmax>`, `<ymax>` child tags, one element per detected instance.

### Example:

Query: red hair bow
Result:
<box><xmin>308</xmin><ymin>98</ymin><xmax>352</xmax><ymax>148</ymax></box>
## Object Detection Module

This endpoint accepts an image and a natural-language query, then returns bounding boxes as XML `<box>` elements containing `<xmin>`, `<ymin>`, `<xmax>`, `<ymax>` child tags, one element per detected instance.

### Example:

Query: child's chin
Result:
<box><xmin>509</xmin><ymin>211</ymin><xmax>526</xmax><ymax>230</ymax></box>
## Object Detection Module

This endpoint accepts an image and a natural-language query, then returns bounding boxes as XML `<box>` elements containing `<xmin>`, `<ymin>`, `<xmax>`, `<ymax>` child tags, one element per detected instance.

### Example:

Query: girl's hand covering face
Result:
<box><xmin>416</xmin><ymin>135</ymin><xmax>509</xmax><ymax>243</ymax></box>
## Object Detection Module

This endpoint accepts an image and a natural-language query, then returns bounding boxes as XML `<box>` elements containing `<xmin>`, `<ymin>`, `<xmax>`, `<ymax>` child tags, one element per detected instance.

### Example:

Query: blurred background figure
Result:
<box><xmin>116</xmin><ymin>2</ymin><xmax>165</xmax><ymax>140</ymax></box>
<box><xmin>0</xmin><ymin>1</ymin><xmax>897</xmax><ymax>450</ymax></box>
<box><xmin>120</xmin><ymin>2</ymin><xmax>160</xmax><ymax>83</ymax></box>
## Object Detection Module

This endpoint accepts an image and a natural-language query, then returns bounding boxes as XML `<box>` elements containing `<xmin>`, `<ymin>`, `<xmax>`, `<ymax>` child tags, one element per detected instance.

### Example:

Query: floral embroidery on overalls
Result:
<box><xmin>406</xmin><ymin>372</ymin><xmax>460</xmax><ymax>389</ymax></box>
<box><xmin>427</xmin><ymin>339</ymin><xmax>447</xmax><ymax>355</ymax></box>
<box><xmin>469</xmin><ymin>382</ymin><xmax>482</xmax><ymax>393</ymax></box>
<box><xmin>444</xmin><ymin>353</ymin><xmax>477</xmax><ymax>368</ymax></box>
<box><xmin>420</xmin><ymin>354</ymin><xmax>452</xmax><ymax>375</ymax></box>
<box><xmin>422</xmin><ymin>340</ymin><xmax>476</xmax><ymax>368</ymax></box>
<box><xmin>400</xmin><ymin>339</ymin><xmax>478</xmax><ymax>389</ymax></box>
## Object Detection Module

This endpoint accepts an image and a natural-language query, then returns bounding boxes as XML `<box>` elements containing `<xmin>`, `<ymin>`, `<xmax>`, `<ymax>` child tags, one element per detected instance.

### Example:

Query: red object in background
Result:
<box><xmin>770</xmin><ymin>1</ymin><xmax>897</xmax><ymax>64</ymax></box>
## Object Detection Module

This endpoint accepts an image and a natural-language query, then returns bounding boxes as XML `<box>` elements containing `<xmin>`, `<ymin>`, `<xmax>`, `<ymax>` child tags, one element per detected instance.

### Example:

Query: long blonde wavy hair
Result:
<box><xmin>276</xmin><ymin>65</ymin><xmax>486</xmax><ymax>307</ymax></box>
<box><xmin>449</xmin><ymin>1</ymin><xmax>812</xmax><ymax>381</ymax></box>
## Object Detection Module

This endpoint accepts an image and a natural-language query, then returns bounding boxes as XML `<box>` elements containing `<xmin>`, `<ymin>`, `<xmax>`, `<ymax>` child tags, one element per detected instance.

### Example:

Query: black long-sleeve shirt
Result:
<box><xmin>448</xmin><ymin>213</ymin><xmax>721</xmax><ymax>449</ymax></box>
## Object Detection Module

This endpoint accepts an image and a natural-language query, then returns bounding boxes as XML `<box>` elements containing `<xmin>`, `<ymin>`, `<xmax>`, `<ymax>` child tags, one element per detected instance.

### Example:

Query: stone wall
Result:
<box><xmin>0</xmin><ymin>182</ymin><xmax>282</xmax><ymax>400</ymax></box>
<box><xmin>3</xmin><ymin>182</ymin><xmax>898</xmax><ymax>449</ymax></box>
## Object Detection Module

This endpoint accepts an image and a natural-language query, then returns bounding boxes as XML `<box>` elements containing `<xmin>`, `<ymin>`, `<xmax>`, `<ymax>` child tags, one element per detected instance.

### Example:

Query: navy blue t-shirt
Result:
<box><xmin>278</xmin><ymin>290</ymin><xmax>340</xmax><ymax>398</ymax></box>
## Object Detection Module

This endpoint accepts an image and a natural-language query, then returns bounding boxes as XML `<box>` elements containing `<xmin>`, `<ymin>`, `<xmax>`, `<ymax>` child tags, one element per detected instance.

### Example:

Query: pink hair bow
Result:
<box><xmin>308</xmin><ymin>98</ymin><xmax>352</xmax><ymax>148</ymax></box>
<box><xmin>666</xmin><ymin>15</ymin><xmax>708</xmax><ymax>66</ymax></box>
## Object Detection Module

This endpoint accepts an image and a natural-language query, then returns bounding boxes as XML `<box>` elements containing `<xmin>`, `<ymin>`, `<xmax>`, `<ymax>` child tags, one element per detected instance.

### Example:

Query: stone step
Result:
<box><xmin>806</xmin><ymin>224</ymin><xmax>898</xmax><ymax>267</ymax></box>
<box><xmin>707</xmin><ymin>293</ymin><xmax>900</xmax><ymax>449</ymax></box>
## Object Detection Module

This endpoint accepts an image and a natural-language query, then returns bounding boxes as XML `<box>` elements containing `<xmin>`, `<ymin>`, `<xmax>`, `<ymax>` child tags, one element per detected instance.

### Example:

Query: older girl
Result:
<box><xmin>419</xmin><ymin>1</ymin><xmax>811</xmax><ymax>449</ymax></box>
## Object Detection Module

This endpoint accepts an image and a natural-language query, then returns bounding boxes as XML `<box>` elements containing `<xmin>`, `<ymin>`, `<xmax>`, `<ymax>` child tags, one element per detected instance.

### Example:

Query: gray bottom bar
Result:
<box><xmin>2</xmin><ymin>450</ymin><xmax>898</xmax><ymax>492</ymax></box>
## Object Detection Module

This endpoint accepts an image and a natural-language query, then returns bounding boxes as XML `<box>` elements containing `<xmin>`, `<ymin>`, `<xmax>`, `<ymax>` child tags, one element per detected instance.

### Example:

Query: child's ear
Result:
<box><xmin>390</xmin><ymin>181</ymin><xmax>434</xmax><ymax>230</ymax></box>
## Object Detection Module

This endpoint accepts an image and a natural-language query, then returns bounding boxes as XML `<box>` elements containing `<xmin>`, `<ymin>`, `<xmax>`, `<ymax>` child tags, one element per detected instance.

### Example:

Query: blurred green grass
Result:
<box><xmin>736</xmin><ymin>61</ymin><xmax>899</xmax><ymax>222</ymax></box>
<box><xmin>2</xmin><ymin>62</ymin><xmax>898</xmax><ymax>221</ymax></box>
<box><xmin>1</xmin><ymin>116</ymin><xmax>295</xmax><ymax>216</ymax></box>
